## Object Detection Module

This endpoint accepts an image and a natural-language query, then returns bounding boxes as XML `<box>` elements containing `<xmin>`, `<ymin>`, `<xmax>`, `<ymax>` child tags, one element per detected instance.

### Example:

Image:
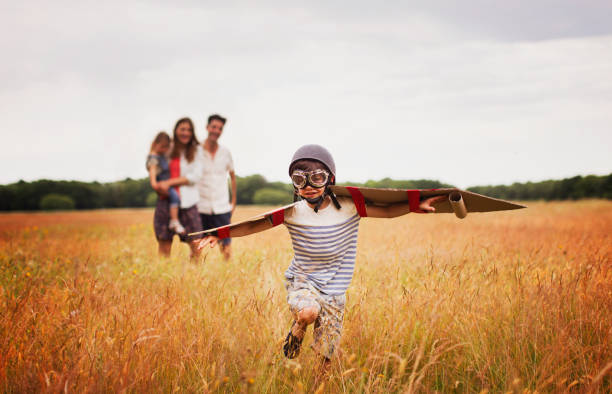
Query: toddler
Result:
<box><xmin>146</xmin><ymin>132</ymin><xmax>185</xmax><ymax>234</ymax></box>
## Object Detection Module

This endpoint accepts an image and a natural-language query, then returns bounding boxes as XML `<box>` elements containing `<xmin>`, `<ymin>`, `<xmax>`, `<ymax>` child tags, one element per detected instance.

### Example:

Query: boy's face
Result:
<box><xmin>291</xmin><ymin>160</ymin><xmax>332</xmax><ymax>202</ymax></box>
<box><xmin>292</xmin><ymin>160</ymin><xmax>329</xmax><ymax>199</ymax></box>
<box><xmin>297</xmin><ymin>183</ymin><xmax>326</xmax><ymax>201</ymax></box>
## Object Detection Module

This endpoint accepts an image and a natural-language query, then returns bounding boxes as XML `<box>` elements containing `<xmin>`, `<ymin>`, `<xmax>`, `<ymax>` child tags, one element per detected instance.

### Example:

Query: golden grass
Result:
<box><xmin>0</xmin><ymin>201</ymin><xmax>610</xmax><ymax>393</ymax></box>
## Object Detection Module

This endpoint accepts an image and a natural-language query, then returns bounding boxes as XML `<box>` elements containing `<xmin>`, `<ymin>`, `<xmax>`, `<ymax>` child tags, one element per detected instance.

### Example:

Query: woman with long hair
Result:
<box><xmin>153</xmin><ymin>117</ymin><xmax>204</xmax><ymax>259</ymax></box>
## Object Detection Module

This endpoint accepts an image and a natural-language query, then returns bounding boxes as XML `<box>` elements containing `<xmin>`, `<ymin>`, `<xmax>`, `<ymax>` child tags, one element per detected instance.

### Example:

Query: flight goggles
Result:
<box><xmin>291</xmin><ymin>169</ymin><xmax>330</xmax><ymax>189</ymax></box>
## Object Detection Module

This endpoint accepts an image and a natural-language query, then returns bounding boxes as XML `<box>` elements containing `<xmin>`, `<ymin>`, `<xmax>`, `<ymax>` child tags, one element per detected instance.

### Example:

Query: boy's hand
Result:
<box><xmin>195</xmin><ymin>236</ymin><xmax>219</xmax><ymax>250</ymax></box>
<box><xmin>418</xmin><ymin>195</ymin><xmax>448</xmax><ymax>213</ymax></box>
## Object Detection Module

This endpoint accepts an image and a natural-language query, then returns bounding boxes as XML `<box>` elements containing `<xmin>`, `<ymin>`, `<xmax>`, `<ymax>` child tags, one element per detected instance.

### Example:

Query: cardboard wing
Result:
<box><xmin>330</xmin><ymin>185</ymin><xmax>526</xmax><ymax>218</ymax></box>
<box><xmin>187</xmin><ymin>186</ymin><xmax>526</xmax><ymax>239</ymax></box>
<box><xmin>188</xmin><ymin>202</ymin><xmax>299</xmax><ymax>239</ymax></box>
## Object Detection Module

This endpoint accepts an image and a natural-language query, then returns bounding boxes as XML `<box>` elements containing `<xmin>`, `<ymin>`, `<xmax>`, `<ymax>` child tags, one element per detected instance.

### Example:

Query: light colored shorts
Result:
<box><xmin>285</xmin><ymin>278</ymin><xmax>346</xmax><ymax>359</ymax></box>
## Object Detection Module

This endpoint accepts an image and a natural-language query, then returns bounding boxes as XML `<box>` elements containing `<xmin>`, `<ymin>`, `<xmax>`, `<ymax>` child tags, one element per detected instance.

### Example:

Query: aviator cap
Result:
<box><xmin>288</xmin><ymin>144</ymin><xmax>336</xmax><ymax>179</ymax></box>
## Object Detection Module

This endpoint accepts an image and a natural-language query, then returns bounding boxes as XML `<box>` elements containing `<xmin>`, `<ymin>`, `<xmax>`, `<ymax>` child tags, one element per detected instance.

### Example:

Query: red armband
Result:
<box><xmin>346</xmin><ymin>186</ymin><xmax>367</xmax><ymax>217</ymax></box>
<box><xmin>406</xmin><ymin>190</ymin><xmax>424</xmax><ymax>213</ymax></box>
<box><xmin>216</xmin><ymin>226</ymin><xmax>231</xmax><ymax>239</ymax></box>
<box><xmin>270</xmin><ymin>209</ymin><xmax>285</xmax><ymax>226</ymax></box>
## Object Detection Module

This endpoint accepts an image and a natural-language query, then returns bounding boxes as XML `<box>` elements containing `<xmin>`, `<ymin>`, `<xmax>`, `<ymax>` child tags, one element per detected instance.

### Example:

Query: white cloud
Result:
<box><xmin>1</xmin><ymin>2</ymin><xmax>611</xmax><ymax>187</ymax></box>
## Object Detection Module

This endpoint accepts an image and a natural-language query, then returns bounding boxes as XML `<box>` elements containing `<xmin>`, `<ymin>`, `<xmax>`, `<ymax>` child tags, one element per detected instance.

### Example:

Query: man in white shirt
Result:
<box><xmin>197</xmin><ymin>114</ymin><xmax>237</xmax><ymax>260</ymax></box>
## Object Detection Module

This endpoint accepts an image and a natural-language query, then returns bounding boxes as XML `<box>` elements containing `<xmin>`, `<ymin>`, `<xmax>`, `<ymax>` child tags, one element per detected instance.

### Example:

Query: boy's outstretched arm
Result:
<box><xmin>365</xmin><ymin>195</ymin><xmax>448</xmax><ymax>218</ymax></box>
<box><xmin>195</xmin><ymin>217</ymin><xmax>274</xmax><ymax>250</ymax></box>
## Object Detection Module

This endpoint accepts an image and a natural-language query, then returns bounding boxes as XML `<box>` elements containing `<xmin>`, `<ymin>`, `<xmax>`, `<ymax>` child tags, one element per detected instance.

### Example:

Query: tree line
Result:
<box><xmin>0</xmin><ymin>173</ymin><xmax>609</xmax><ymax>211</ymax></box>
<box><xmin>466</xmin><ymin>174</ymin><xmax>612</xmax><ymax>201</ymax></box>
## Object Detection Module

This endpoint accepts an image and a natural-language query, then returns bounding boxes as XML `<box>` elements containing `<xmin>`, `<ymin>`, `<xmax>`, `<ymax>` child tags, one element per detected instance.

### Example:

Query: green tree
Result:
<box><xmin>1</xmin><ymin>173</ymin><xmax>610</xmax><ymax>211</ymax></box>
<box><xmin>253</xmin><ymin>188</ymin><xmax>293</xmax><ymax>205</ymax></box>
<box><xmin>236</xmin><ymin>175</ymin><xmax>268</xmax><ymax>204</ymax></box>
<box><xmin>342</xmin><ymin>178</ymin><xmax>453</xmax><ymax>189</ymax></box>
<box><xmin>146</xmin><ymin>192</ymin><xmax>158</xmax><ymax>207</ymax></box>
<box><xmin>39</xmin><ymin>194</ymin><xmax>76</xmax><ymax>210</ymax></box>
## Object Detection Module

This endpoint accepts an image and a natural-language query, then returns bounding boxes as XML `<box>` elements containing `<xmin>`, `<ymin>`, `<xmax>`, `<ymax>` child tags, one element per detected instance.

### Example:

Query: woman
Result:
<box><xmin>153</xmin><ymin>117</ymin><xmax>204</xmax><ymax>259</ymax></box>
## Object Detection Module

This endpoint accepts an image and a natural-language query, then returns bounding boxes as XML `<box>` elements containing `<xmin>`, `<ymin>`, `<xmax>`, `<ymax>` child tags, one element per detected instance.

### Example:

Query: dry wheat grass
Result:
<box><xmin>0</xmin><ymin>201</ymin><xmax>610</xmax><ymax>392</ymax></box>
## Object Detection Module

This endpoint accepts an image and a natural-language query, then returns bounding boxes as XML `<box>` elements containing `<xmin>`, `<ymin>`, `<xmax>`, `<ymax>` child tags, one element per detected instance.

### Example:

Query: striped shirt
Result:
<box><xmin>284</xmin><ymin>197</ymin><xmax>360</xmax><ymax>295</ymax></box>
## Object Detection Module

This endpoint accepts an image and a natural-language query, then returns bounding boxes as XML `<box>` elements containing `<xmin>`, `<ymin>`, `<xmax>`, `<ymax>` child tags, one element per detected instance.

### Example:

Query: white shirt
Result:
<box><xmin>283</xmin><ymin>197</ymin><xmax>360</xmax><ymax>295</ymax></box>
<box><xmin>176</xmin><ymin>146</ymin><xmax>205</xmax><ymax>209</ymax></box>
<box><xmin>197</xmin><ymin>144</ymin><xmax>235</xmax><ymax>214</ymax></box>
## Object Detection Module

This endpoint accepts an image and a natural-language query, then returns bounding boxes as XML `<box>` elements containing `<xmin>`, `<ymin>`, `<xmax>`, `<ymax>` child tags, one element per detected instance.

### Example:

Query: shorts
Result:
<box><xmin>200</xmin><ymin>211</ymin><xmax>232</xmax><ymax>246</ymax></box>
<box><xmin>154</xmin><ymin>199</ymin><xmax>202</xmax><ymax>243</ymax></box>
<box><xmin>285</xmin><ymin>278</ymin><xmax>346</xmax><ymax>359</ymax></box>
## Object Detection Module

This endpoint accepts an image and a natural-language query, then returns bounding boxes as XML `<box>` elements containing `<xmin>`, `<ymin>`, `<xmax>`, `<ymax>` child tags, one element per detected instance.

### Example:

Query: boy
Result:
<box><xmin>196</xmin><ymin>144</ymin><xmax>445</xmax><ymax>376</ymax></box>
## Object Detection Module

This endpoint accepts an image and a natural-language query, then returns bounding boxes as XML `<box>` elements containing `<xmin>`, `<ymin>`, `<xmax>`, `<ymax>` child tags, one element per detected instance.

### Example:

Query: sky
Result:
<box><xmin>1</xmin><ymin>0</ymin><xmax>611</xmax><ymax>188</ymax></box>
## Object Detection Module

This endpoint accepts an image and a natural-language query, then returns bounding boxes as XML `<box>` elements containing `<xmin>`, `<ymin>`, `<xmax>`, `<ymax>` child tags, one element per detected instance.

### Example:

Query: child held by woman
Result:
<box><xmin>147</xmin><ymin>132</ymin><xmax>186</xmax><ymax>234</ymax></box>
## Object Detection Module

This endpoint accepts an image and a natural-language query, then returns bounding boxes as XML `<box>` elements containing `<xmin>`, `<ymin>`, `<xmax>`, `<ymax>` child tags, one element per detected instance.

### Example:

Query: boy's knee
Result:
<box><xmin>297</xmin><ymin>307</ymin><xmax>319</xmax><ymax>325</ymax></box>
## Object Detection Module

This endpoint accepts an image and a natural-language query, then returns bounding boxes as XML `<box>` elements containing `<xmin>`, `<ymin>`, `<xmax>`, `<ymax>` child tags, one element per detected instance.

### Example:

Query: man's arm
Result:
<box><xmin>230</xmin><ymin>170</ymin><xmax>237</xmax><ymax>212</ymax></box>
<box><xmin>365</xmin><ymin>195</ymin><xmax>448</xmax><ymax>218</ymax></box>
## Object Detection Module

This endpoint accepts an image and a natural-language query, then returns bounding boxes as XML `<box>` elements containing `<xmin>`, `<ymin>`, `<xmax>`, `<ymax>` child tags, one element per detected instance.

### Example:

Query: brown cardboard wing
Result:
<box><xmin>329</xmin><ymin>185</ymin><xmax>526</xmax><ymax>218</ymax></box>
<box><xmin>188</xmin><ymin>201</ymin><xmax>299</xmax><ymax>239</ymax></box>
<box><xmin>188</xmin><ymin>186</ymin><xmax>526</xmax><ymax>238</ymax></box>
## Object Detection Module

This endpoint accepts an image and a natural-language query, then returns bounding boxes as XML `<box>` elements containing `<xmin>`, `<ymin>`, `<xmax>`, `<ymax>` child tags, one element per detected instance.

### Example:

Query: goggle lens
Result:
<box><xmin>291</xmin><ymin>173</ymin><xmax>307</xmax><ymax>188</ymax></box>
<box><xmin>309</xmin><ymin>172</ymin><xmax>328</xmax><ymax>187</ymax></box>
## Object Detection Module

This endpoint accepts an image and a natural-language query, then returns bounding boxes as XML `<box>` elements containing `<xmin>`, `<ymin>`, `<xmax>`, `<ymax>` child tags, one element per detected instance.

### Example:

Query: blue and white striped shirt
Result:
<box><xmin>284</xmin><ymin>197</ymin><xmax>360</xmax><ymax>295</ymax></box>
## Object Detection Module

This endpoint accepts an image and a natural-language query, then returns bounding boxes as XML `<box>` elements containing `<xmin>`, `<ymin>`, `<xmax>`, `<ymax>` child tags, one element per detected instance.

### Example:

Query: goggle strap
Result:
<box><xmin>328</xmin><ymin>189</ymin><xmax>342</xmax><ymax>210</ymax></box>
<box><xmin>313</xmin><ymin>195</ymin><xmax>325</xmax><ymax>213</ymax></box>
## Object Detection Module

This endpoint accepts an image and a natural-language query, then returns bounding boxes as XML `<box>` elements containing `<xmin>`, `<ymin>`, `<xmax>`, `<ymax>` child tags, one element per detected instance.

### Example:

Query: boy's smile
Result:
<box><xmin>299</xmin><ymin>185</ymin><xmax>325</xmax><ymax>201</ymax></box>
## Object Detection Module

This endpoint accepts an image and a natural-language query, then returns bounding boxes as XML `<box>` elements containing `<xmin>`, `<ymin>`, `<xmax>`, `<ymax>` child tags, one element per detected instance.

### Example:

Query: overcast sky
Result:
<box><xmin>1</xmin><ymin>1</ymin><xmax>611</xmax><ymax>188</ymax></box>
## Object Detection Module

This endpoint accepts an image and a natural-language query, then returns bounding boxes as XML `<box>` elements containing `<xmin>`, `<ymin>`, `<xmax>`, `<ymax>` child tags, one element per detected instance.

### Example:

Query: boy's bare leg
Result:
<box><xmin>292</xmin><ymin>307</ymin><xmax>319</xmax><ymax>339</ymax></box>
<box><xmin>284</xmin><ymin>306</ymin><xmax>319</xmax><ymax>358</ymax></box>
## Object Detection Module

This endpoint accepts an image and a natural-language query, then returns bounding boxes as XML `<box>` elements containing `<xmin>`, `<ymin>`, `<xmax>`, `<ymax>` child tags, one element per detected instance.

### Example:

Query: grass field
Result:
<box><xmin>1</xmin><ymin>201</ymin><xmax>610</xmax><ymax>393</ymax></box>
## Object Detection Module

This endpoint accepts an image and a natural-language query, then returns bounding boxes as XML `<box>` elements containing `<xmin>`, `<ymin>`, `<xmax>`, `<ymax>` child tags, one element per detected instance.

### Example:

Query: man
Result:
<box><xmin>197</xmin><ymin>114</ymin><xmax>237</xmax><ymax>260</ymax></box>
